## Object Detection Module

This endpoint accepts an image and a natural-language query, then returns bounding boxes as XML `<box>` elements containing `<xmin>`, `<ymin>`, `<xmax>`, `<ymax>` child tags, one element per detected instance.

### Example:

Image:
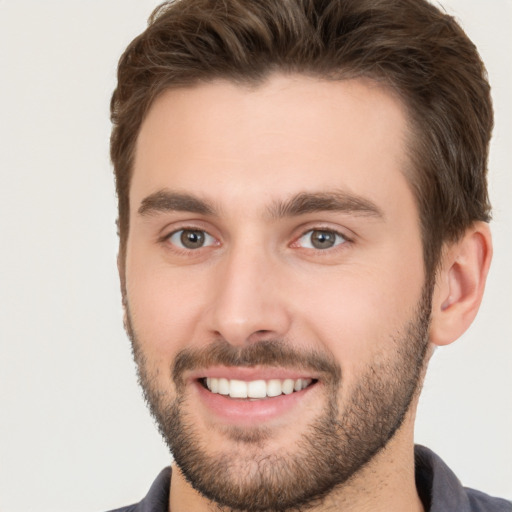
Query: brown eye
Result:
<box><xmin>298</xmin><ymin>229</ymin><xmax>346</xmax><ymax>250</ymax></box>
<box><xmin>168</xmin><ymin>229</ymin><xmax>215</xmax><ymax>249</ymax></box>
<box><xmin>181</xmin><ymin>230</ymin><xmax>204</xmax><ymax>249</ymax></box>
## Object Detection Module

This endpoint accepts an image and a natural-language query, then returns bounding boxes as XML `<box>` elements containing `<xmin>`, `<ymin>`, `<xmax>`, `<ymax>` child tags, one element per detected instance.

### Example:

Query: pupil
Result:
<box><xmin>311</xmin><ymin>230</ymin><xmax>335</xmax><ymax>249</ymax></box>
<box><xmin>181</xmin><ymin>230</ymin><xmax>204</xmax><ymax>248</ymax></box>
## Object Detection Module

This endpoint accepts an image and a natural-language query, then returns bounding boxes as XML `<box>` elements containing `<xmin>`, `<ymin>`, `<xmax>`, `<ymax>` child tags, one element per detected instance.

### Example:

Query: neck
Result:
<box><xmin>316</xmin><ymin>416</ymin><xmax>424</xmax><ymax>512</ymax></box>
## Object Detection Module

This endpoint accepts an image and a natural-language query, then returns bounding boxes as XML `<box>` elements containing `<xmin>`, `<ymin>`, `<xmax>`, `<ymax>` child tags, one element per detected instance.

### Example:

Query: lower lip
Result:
<box><xmin>194</xmin><ymin>380</ymin><xmax>318</xmax><ymax>425</ymax></box>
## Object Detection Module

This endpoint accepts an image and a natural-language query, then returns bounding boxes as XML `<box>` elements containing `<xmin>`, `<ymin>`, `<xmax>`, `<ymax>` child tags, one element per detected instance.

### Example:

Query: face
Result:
<box><xmin>124</xmin><ymin>75</ymin><xmax>430</xmax><ymax>511</ymax></box>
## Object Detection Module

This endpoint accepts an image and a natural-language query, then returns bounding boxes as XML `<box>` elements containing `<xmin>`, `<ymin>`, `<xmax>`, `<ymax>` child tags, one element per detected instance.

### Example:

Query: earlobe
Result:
<box><xmin>429</xmin><ymin>222</ymin><xmax>492</xmax><ymax>347</ymax></box>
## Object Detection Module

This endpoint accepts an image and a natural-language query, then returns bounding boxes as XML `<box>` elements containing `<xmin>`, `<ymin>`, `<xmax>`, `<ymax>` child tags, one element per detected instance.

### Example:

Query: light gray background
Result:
<box><xmin>0</xmin><ymin>1</ymin><xmax>510</xmax><ymax>511</ymax></box>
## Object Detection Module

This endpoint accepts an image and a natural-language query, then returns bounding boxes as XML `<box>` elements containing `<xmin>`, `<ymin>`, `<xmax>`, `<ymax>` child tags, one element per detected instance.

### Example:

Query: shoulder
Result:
<box><xmin>103</xmin><ymin>467</ymin><xmax>172</xmax><ymax>512</ymax></box>
<box><xmin>465</xmin><ymin>488</ymin><xmax>512</xmax><ymax>512</ymax></box>
<box><xmin>105</xmin><ymin>506</ymin><xmax>138</xmax><ymax>512</ymax></box>
<box><xmin>414</xmin><ymin>445</ymin><xmax>511</xmax><ymax>512</ymax></box>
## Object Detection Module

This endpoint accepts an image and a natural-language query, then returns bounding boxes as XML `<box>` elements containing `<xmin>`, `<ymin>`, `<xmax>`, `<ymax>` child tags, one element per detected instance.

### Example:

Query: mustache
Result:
<box><xmin>172</xmin><ymin>339</ymin><xmax>341</xmax><ymax>388</ymax></box>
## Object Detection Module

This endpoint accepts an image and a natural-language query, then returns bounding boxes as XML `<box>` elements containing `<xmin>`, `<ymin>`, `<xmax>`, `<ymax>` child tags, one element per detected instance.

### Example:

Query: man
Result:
<box><xmin>108</xmin><ymin>0</ymin><xmax>511</xmax><ymax>511</ymax></box>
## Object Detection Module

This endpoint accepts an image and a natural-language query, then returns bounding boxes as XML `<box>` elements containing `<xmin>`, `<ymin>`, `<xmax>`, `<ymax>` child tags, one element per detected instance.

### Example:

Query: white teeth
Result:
<box><xmin>229</xmin><ymin>379</ymin><xmax>248</xmax><ymax>398</ymax></box>
<box><xmin>294</xmin><ymin>378</ymin><xmax>310</xmax><ymax>391</ymax></box>
<box><xmin>209</xmin><ymin>377</ymin><xmax>219</xmax><ymax>393</ymax></box>
<box><xmin>204</xmin><ymin>377</ymin><xmax>313</xmax><ymax>398</ymax></box>
<box><xmin>266</xmin><ymin>379</ymin><xmax>282</xmax><ymax>397</ymax></box>
<box><xmin>218</xmin><ymin>378</ymin><xmax>230</xmax><ymax>395</ymax></box>
<box><xmin>282</xmin><ymin>379</ymin><xmax>295</xmax><ymax>395</ymax></box>
<box><xmin>247</xmin><ymin>380</ymin><xmax>267</xmax><ymax>398</ymax></box>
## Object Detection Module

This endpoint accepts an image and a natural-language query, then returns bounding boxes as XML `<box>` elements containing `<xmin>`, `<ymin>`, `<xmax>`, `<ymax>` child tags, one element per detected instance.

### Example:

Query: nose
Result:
<box><xmin>205</xmin><ymin>242</ymin><xmax>292</xmax><ymax>346</ymax></box>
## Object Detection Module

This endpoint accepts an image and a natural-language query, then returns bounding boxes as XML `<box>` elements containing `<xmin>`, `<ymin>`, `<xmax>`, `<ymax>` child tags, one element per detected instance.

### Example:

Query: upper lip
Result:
<box><xmin>187</xmin><ymin>366</ymin><xmax>320</xmax><ymax>382</ymax></box>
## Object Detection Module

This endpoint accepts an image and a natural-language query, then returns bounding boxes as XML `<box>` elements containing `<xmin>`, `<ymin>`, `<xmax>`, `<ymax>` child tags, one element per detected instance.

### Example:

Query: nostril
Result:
<box><xmin>246</xmin><ymin>330</ymin><xmax>275</xmax><ymax>344</ymax></box>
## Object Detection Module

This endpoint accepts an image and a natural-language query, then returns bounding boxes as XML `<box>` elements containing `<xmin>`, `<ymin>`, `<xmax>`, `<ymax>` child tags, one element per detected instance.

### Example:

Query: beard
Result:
<box><xmin>125</xmin><ymin>285</ymin><xmax>431</xmax><ymax>512</ymax></box>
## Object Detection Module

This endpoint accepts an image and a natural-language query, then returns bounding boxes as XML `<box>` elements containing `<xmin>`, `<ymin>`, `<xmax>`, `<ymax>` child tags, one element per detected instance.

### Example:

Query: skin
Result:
<box><xmin>123</xmin><ymin>74</ymin><xmax>492</xmax><ymax>512</ymax></box>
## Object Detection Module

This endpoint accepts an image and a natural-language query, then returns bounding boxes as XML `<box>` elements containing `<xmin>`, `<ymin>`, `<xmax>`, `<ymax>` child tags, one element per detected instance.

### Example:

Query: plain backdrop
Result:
<box><xmin>0</xmin><ymin>1</ymin><xmax>511</xmax><ymax>511</ymax></box>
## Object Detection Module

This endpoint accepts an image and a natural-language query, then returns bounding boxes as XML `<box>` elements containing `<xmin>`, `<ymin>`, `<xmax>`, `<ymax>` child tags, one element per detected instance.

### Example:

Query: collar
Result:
<box><xmin>125</xmin><ymin>446</ymin><xmax>510</xmax><ymax>512</ymax></box>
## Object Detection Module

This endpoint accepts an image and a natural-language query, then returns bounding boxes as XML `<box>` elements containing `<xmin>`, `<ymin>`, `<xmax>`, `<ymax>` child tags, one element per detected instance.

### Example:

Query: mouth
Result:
<box><xmin>190</xmin><ymin>369</ymin><xmax>321</xmax><ymax>425</ymax></box>
<box><xmin>199</xmin><ymin>377</ymin><xmax>316</xmax><ymax>399</ymax></box>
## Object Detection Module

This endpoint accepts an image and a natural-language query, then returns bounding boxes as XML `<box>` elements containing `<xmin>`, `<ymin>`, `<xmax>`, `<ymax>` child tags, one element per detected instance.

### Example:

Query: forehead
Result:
<box><xmin>132</xmin><ymin>74</ymin><xmax>414</xmax><ymax>217</ymax></box>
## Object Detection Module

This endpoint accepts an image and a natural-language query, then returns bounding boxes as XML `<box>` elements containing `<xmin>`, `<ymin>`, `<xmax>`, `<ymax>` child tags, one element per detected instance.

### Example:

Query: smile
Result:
<box><xmin>202</xmin><ymin>377</ymin><xmax>314</xmax><ymax>399</ymax></box>
<box><xmin>192</xmin><ymin>370</ymin><xmax>321</xmax><ymax>424</ymax></box>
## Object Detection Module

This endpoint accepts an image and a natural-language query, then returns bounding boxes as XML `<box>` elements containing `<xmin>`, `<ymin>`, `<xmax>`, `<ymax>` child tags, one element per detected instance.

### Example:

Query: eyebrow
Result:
<box><xmin>137</xmin><ymin>189</ymin><xmax>383</xmax><ymax>220</ymax></box>
<box><xmin>138</xmin><ymin>190</ymin><xmax>215</xmax><ymax>216</ymax></box>
<box><xmin>267</xmin><ymin>191</ymin><xmax>384</xmax><ymax>220</ymax></box>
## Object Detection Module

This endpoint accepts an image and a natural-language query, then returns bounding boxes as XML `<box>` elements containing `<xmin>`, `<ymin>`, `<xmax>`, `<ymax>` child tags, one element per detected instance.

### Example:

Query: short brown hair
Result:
<box><xmin>110</xmin><ymin>0</ymin><xmax>492</xmax><ymax>276</ymax></box>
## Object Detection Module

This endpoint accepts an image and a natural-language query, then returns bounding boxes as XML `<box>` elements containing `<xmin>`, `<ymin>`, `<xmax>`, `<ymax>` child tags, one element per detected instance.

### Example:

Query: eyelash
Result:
<box><xmin>160</xmin><ymin>226</ymin><xmax>352</xmax><ymax>253</ymax></box>
<box><xmin>292</xmin><ymin>228</ymin><xmax>350</xmax><ymax>251</ymax></box>
<box><xmin>160</xmin><ymin>227</ymin><xmax>218</xmax><ymax>253</ymax></box>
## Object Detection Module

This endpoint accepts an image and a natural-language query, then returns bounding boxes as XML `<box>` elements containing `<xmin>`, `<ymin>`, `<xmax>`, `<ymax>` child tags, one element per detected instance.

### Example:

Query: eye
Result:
<box><xmin>296</xmin><ymin>229</ymin><xmax>347</xmax><ymax>250</ymax></box>
<box><xmin>167</xmin><ymin>229</ymin><xmax>217</xmax><ymax>250</ymax></box>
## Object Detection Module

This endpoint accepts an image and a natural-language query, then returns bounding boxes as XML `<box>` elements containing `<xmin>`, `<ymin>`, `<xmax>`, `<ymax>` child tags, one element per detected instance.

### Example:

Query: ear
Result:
<box><xmin>430</xmin><ymin>222</ymin><xmax>492</xmax><ymax>347</ymax></box>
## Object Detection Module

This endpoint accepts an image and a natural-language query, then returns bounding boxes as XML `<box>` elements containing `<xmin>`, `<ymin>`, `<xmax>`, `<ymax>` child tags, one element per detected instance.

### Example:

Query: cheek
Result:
<box><xmin>125</xmin><ymin>254</ymin><xmax>209</xmax><ymax>359</ymax></box>
<box><xmin>293</xmin><ymin>260</ymin><xmax>425</xmax><ymax>371</ymax></box>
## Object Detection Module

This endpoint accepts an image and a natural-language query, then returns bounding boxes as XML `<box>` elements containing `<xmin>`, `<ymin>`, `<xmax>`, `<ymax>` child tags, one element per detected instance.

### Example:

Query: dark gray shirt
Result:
<box><xmin>107</xmin><ymin>445</ymin><xmax>511</xmax><ymax>511</ymax></box>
